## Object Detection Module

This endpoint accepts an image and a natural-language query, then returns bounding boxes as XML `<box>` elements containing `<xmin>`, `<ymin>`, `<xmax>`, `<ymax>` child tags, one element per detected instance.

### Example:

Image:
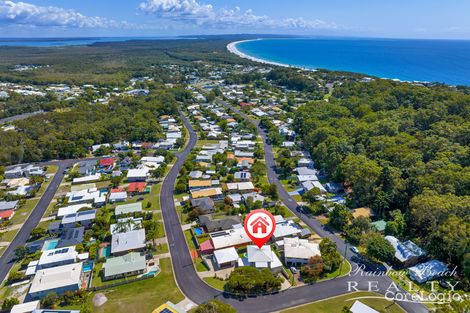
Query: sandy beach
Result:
<box><xmin>227</xmin><ymin>39</ymin><xmax>291</xmax><ymax>68</ymax></box>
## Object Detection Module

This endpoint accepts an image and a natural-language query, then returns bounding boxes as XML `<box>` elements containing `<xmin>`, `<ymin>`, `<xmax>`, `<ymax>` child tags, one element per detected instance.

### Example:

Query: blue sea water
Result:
<box><xmin>235</xmin><ymin>38</ymin><xmax>470</xmax><ymax>86</ymax></box>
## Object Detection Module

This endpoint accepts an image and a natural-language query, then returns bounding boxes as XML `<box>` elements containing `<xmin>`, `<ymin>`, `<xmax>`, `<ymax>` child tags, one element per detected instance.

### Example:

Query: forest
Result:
<box><xmin>293</xmin><ymin>79</ymin><xmax>470</xmax><ymax>280</ymax></box>
<box><xmin>0</xmin><ymin>89</ymin><xmax>180</xmax><ymax>165</ymax></box>
<box><xmin>0</xmin><ymin>38</ymin><xmax>256</xmax><ymax>87</ymax></box>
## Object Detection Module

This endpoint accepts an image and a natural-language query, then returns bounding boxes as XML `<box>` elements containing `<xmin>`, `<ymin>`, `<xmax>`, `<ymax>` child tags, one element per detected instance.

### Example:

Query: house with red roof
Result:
<box><xmin>0</xmin><ymin>209</ymin><xmax>14</xmax><ymax>221</ymax></box>
<box><xmin>128</xmin><ymin>182</ymin><xmax>148</xmax><ymax>195</ymax></box>
<box><xmin>239</xmin><ymin>102</ymin><xmax>255</xmax><ymax>107</ymax></box>
<box><xmin>99</xmin><ymin>157</ymin><xmax>116</xmax><ymax>173</ymax></box>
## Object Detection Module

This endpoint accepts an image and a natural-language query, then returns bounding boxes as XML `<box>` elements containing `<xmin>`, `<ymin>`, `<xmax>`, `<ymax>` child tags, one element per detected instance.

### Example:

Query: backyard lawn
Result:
<box><xmin>92</xmin><ymin>258</ymin><xmax>184</xmax><ymax>313</ymax></box>
<box><xmin>281</xmin><ymin>291</ymin><xmax>405</xmax><ymax>313</ymax></box>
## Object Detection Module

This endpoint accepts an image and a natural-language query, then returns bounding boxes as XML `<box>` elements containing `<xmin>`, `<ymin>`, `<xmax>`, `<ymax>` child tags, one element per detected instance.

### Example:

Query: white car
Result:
<box><xmin>350</xmin><ymin>246</ymin><xmax>359</xmax><ymax>254</ymax></box>
<box><xmin>290</xmin><ymin>267</ymin><xmax>298</xmax><ymax>274</ymax></box>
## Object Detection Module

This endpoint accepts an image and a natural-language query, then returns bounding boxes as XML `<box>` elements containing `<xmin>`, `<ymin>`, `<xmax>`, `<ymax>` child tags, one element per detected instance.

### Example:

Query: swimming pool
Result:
<box><xmin>82</xmin><ymin>262</ymin><xmax>93</xmax><ymax>272</ymax></box>
<box><xmin>194</xmin><ymin>227</ymin><xmax>204</xmax><ymax>236</ymax></box>
<box><xmin>42</xmin><ymin>239</ymin><xmax>59</xmax><ymax>251</ymax></box>
<box><xmin>103</xmin><ymin>246</ymin><xmax>111</xmax><ymax>258</ymax></box>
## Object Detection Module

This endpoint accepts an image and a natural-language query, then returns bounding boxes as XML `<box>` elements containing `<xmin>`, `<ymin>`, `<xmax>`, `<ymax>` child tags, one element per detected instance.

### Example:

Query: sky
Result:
<box><xmin>0</xmin><ymin>0</ymin><xmax>469</xmax><ymax>39</ymax></box>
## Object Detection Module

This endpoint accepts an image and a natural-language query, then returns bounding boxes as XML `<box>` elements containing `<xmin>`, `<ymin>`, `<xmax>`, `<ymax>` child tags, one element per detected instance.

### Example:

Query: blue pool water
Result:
<box><xmin>82</xmin><ymin>263</ymin><xmax>93</xmax><ymax>272</ymax></box>
<box><xmin>194</xmin><ymin>227</ymin><xmax>204</xmax><ymax>236</ymax></box>
<box><xmin>235</xmin><ymin>38</ymin><xmax>470</xmax><ymax>86</ymax></box>
<box><xmin>103</xmin><ymin>246</ymin><xmax>111</xmax><ymax>258</ymax></box>
<box><xmin>42</xmin><ymin>239</ymin><xmax>59</xmax><ymax>251</ymax></box>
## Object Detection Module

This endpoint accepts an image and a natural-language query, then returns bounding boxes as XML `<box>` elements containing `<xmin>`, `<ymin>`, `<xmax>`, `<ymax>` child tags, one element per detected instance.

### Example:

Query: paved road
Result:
<box><xmin>0</xmin><ymin>160</ymin><xmax>69</xmax><ymax>283</ymax></box>
<box><xmin>0</xmin><ymin>158</ymin><xmax>92</xmax><ymax>284</ymax></box>
<box><xmin>217</xmin><ymin>100</ymin><xmax>428</xmax><ymax>313</ymax></box>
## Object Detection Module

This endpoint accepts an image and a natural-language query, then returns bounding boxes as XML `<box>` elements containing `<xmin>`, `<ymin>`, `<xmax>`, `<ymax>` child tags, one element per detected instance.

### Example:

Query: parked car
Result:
<box><xmin>350</xmin><ymin>246</ymin><xmax>359</xmax><ymax>254</ymax></box>
<box><xmin>290</xmin><ymin>267</ymin><xmax>298</xmax><ymax>274</ymax></box>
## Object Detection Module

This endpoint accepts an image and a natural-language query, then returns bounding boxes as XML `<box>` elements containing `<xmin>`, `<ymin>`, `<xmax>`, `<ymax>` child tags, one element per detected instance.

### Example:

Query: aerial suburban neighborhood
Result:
<box><xmin>0</xmin><ymin>26</ymin><xmax>468</xmax><ymax>313</ymax></box>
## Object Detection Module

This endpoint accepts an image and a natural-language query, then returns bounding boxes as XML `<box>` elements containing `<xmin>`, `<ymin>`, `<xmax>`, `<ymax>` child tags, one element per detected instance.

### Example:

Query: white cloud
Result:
<box><xmin>0</xmin><ymin>0</ymin><xmax>131</xmax><ymax>28</ymax></box>
<box><xmin>138</xmin><ymin>0</ymin><xmax>337</xmax><ymax>30</ymax></box>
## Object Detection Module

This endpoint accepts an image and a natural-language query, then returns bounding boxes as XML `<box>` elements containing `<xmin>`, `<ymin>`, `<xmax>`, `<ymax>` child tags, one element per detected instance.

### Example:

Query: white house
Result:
<box><xmin>111</xmin><ymin>229</ymin><xmax>146</xmax><ymax>256</ymax></box>
<box><xmin>213</xmin><ymin>247</ymin><xmax>239</xmax><ymax>269</ymax></box>
<box><xmin>28</xmin><ymin>263</ymin><xmax>83</xmax><ymax>300</ymax></box>
<box><xmin>238</xmin><ymin>245</ymin><xmax>283</xmax><ymax>273</ymax></box>
<box><xmin>283</xmin><ymin>237</ymin><xmax>321</xmax><ymax>266</ymax></box>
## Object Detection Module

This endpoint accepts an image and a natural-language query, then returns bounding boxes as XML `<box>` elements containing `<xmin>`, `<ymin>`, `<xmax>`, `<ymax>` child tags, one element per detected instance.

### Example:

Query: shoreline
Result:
<box><xmin>227</xmin><ymin>39</ymin><xmax>294</xmax><ymax>69</ymax></box>
<box><xmin>227</xmin><ymin>39</ymin><xmax>436</xmax><ymax>85</ymax></box>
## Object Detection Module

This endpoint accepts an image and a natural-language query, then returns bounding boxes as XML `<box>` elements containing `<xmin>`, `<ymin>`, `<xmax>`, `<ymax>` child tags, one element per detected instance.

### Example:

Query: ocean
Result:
<box><xmin>235</xmin><ymin>38</ymin><xmax>470</xmax><ymax>86</ymax></box>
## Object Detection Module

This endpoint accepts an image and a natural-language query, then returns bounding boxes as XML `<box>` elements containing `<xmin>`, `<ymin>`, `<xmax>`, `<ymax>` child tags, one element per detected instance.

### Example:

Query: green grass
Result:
<box><xmin>203</xmin><ymin>277</ymin><xmax>226</xmax><ymax>291</ymax></box>
<box><xmin>320</xmin><ymin>259</ymin><xmax>351</xmax><ymax>281</ymax></box>
<box><xmin>91</xmin><ymin>258</ymin><xmax>184</xmax><ymax>313</ymax></box>
<box><xmin>184</xmin><ymin>229</ymin><xmax>196</xmax><ymax>250</ymax></box>
<box><xmin>0</xmin><ymin>229</ymin><xmax>18</xmax><ymax>242</ymax></box>
<box><xmin>155</xmin><ymin>243</ymin><xmax>169</xmax><ymax>254</ymax></box>
<box><xmin>281</xmin><ymin>291</ymin><xmax>404</xmax><ymax>313</ymax></box>
<box><xmin>195</xmin><ymin>259</ymin><xmax>209</xmax><ymax>272</ymax></box>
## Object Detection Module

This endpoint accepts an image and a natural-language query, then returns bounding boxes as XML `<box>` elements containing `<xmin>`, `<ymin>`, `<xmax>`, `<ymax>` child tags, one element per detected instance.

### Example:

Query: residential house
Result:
<box><xmin>199</xmin><ymin>215</ymin><xmax>241</xmax><ymax>233</ymax></box>
<box><xmin>213</xmin><ymin>247</ymin><xmax>239</xmax><ymax>269</ymax></box>
<box><xmin>0</xmin><ymin>209</ymin><xmax>14</xmax><ymax>221</ymax></box>
<box><xmin>349</xmin><ymin>301</ymin><xmax>380</xmax><ymax>313</ymax></box>
<box><xmin>127</xmin><ymin>168</ymin><xmax>149</xmax><ymax>182</ymax></box>
<box><xmin>128</xmin><ymin>182</ymin><xmax>148</xmax><ymax>195</ymax></box>
<box><xmin>111</xmin><ymin>229</ymin><xmax>146</xmax><ymax>256</ymax></box>
<box><xmin>297</xmin><ymin>158</ymin><xmax>314</xmax><ymax>168</ymax></box>
<box><xmin>109</xmin><ymin>189</ymin><xmax>127</xmax><ymax>203</ymax></box>
<box><xmin>283</xmin><ymin>237</ymin><xmax>321</xmax><ymax>266</ymax></box>
<box><xmin>0</xmin><ymin>200</ymin><xmax>19</xmax><ymax>211</ymax></box>
<box><xmin>77</xmin><ymin>160</ymin><xmax>96</xmax><ymax>176</ymax></box>
<box><xmin>273</xmin><ymin>219</ymin><xmax>303</xmax><ymax>241</ymax></box>
<box><xmin>103</xmin><ymin>252</ymin><xmax>146</xmax><ymax>280</ymax></box>
<box><xmin>98</xmin><ymin>157</ymin><xmax>116</xmax><ymax>172</ymax></box>
<box><xmin>37</xmin><ymin>246</ymin><xmax>79</xmax><ymax>270</ymax></box>
<box><xmin>190</xmin><ymin>197</ymin><xmax>215</xmax><ymax>214</ymax></box>
<box><xmin>115</xmin><ymin>202</ymin><xmax>143</xmax><ymax>216</ymax></box>
<box><xmin>238</xmin><ymin>245</ymin><xmax>283</xmax><ymax>273</ymax></box>
<box><xmin>227</xmin><ymin>182</ymin><xmax>255</xmax><ymax>194</ymax></box>
<box><xmin>234</xmin><ymin>171</ymin><xmax>251</xmax><ymax>182</ymax></box>
<box><xmin>10</xmin><ymin>300</ymin><xmax>40</xmax><ymax>313</ymax></box>
<box><xmin>28</xmin><ymin>263</ymin><xmax>83</xmax><ymax>300</ymax></box>
<box><xmin>385</xmin><ymin>236</ymin><xmax>425</xmax><ymax>268</ymax></box>
<box><xmin>190</xmin><ymin>188</ymin><xmax>223</xmax><ymax>201</ymax></box>
<box><xmin>56</xmin><ymin>227</ymin><xmax>85</xmax><ymax>249</ymax></box>
<box><xmin>61</xmin><ymin>210</ymin><xmax>97</xmax><ymax>228</ymax></box>
<box><xmin>408</xmin><ymin>260</ymin><xmax>449</xmax><ymax>284</ymax></box>
<box><xmin>208</xmin><ymin>227</ymin><xmax>251</xmax><ymax>251</ymax></box>
<box><xmin>57</xmin><ymin>204</ymin><xmax>93</xmax><ymax>218</ymax></box>
<box><xmin>188</xmin><ymin>180</ymin><xmax>213</xmax><ymax>191</ymax></box>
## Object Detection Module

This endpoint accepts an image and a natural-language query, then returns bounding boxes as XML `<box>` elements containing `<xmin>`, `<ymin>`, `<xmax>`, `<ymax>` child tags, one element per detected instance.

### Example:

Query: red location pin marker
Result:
<box><xmin>244</xmin><ymin>209</ymin><xmax>276</xmax><ymax>248</ymax></box>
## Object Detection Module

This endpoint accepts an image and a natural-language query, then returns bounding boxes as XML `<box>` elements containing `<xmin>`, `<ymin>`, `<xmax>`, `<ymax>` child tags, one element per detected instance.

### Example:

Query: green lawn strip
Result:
<box><xmin>155</xmin><ymin>243</ymin><xmax>169</xmax><ymax>254</ymax></box>
<box><xmin>0</xmin><ymin>229</ymin><xmax>19</xmax><ymax>242</ymax></box>
<box><xmin>184</xmin><ymin>229</ymin><xmax>196</xmax><ymax>250</ymax></box>
<box><xmin>281</xmin><ymin>291</ymin><xmax>405</xmax><ymax>313</ymax></box>
<box><xmin>203</xmin><ymin>277</ymin><xmax>226</xmax><ymax>291</ymax></box>
<box><xmin>91</xmin><ymin>258</ymin><xmax>184</xmax><ymax>313</ymax></box>
<box><xmin>319</xmin><ymin>258</ymin><xmax>351</xmax><ymax>281</ymax></box>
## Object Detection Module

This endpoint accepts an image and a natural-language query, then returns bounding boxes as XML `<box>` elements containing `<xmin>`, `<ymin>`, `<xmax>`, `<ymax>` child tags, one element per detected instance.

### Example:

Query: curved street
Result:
<box><xmin>0</xmin><ymin>110</ymin><xmax>428</xmax><ymax>313</ymax></box>
<box><xmin>159</xmin><ymin>109</ymin><xmax>428</xmax><ymax>313</ymax></box>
